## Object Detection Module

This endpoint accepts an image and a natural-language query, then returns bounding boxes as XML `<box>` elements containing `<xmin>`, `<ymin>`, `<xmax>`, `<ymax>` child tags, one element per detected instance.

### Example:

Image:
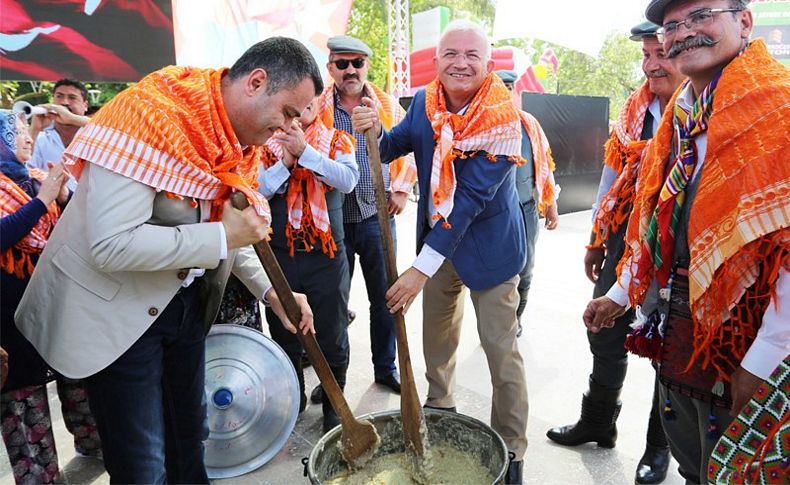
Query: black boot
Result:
<box><xmin>322</xmin><ymin>365</ymin><xmax>347</xmax><ymax>433</ymax></box>
<box><xmin>505</xmin><ymin>452</ymin><xmax>523</xmax><ymax>485</ymax></box>
<box><xmin>635</xmin><ymin>392</ymin><xmax>670</xmax><ymax>484</ymax></box>
<box><xmin>546</xmin><ymin>380</ymin><xmax>621</xmax><ymax>448</ymax></box>
<box><xmin>288</xmin><ymin>354</ymin><xmax>307</xmax><ymax>413</ymax></box>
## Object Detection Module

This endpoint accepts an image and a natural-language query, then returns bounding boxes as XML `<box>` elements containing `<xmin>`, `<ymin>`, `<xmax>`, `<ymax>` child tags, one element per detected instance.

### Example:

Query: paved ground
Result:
<box><xmin>0</xmin><ymin>201</ymin><xmax>685</xmax><ymax>484</ymax></box>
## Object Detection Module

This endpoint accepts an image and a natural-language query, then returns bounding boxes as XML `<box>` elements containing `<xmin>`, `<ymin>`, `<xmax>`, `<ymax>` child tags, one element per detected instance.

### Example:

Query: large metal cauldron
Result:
<box><xmin>204</xmin><ymin>324</ymin><xmax>300</xmax><ymax>479</ymax></box>
<box><xmin>305</xmin><ymin>409</ymin><xmax>508</xmax><ymax>484</ymax></box>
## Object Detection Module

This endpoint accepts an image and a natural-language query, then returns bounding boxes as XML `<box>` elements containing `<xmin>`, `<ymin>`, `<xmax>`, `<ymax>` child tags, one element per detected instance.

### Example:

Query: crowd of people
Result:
<box><xmin>0</xmin><ymin>0</ymin><xmax>787</xmax><ymax>484</ymax></box>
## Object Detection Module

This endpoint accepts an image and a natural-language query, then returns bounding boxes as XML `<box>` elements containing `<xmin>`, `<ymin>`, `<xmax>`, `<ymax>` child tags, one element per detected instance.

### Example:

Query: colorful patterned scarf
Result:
<box><xmin>317</xmin><ymin>81</ymin><xmax>416</xmax><ymax>193</ymax></box>
<box><xmin>622</xmin><ymin>40</ymin><xmax>790</xmax><ymax>379</ymax></box>
<box><xmin>63</xmin><ymin>66</ymin><xmax>269</xmax><ymax>222</ymax></box>
<box><xmin>425</xmin><ymin>73</ymin><xmax>522</xmax><ymax>227</ymax></box>
<box><xmin>262</xmin><ymin>117</ymin><xmax>355</xmax><ymax>258</ymax></box>
<box><xmin>591</xmin><ymin>82</ymin><xmax>654</xmax><ymax>248</ymax></box>
<box><xmin>517</xmin><ymin>110</ymin><xmax>556</xmax><ymax>215</ymax></box>
<box><xmin>639</xmin><ymin>73</ymin><xmax>720</xmax><ymax>288</ymax></box>
<box><xmin>0</xmin><ymin>110</ymin><xmax>61</xmax><ymax>278</ymax></box>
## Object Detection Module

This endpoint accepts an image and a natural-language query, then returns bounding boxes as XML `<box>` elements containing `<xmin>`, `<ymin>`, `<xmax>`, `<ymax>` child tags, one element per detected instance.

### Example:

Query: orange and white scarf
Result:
<box><xmin>63</xmin><ymin>66</ymin><xmax>269</xmax><ymax>222</ymax></box>
<box><xmin>318</xmin><ymin>82</ymin><xmax>416</xmax><ymax>193</ymax></box>
<box><xmin>518</xmin><ymin>111</ymin><xmax>556</xmax><ymax>214</ymax></box>
<box><xmin>622</xmin><ymin>40</ymin><xmax>790</xmax><ymax>378</ymax></box>
<box><xmin>591</xmin><ymin>81</ymin><xmax>655</xmax><ymax>248</ymax></box>
<box><xmin>425</xmin><ymin>73</ymin><xmax>522</xmax><ymax>227</ymax></box>
<box><xmin>0</xmin><ymin>169</ymin><xmax>61</xmax><ymax>278</ymax></box>
<box><xmin>262</xmin><ymin>117</ymin><xmax>355</xmax><ymax>258</ymax></box>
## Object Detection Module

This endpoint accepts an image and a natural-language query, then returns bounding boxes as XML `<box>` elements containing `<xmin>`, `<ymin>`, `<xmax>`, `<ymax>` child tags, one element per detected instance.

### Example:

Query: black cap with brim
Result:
<box><xmin>630</xmin><ymin>20</ymin><xmax>661</xmax><ymax>41</ymax></box>
<box><xmin>327</xmin><ymin>35</ymin><xmax>373</xmax><ymax>57</ymax></box>
<box><xmin>495</xmin><ymin>70</ymin><xmax>518</xmax><ymax>84</ymax></box>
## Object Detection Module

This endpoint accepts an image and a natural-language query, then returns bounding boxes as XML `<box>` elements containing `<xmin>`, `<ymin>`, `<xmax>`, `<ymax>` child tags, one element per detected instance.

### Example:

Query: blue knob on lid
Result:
<box><xmin>213</xmin><ymin>388</ymin><xmax>233</xmax><ymax>409</ymax></box>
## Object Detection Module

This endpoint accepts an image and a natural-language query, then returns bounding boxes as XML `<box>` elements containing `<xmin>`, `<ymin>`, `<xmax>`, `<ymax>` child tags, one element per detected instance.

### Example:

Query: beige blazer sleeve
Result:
<box><xmin>85</xmin><ymin>164</ymin><xmax>224</xmax><ymax>272</ymax></box>
<box><xmin>232</xmin><ymin>245</ymin><xmax>272</xmax><ymax>300</ymax></box>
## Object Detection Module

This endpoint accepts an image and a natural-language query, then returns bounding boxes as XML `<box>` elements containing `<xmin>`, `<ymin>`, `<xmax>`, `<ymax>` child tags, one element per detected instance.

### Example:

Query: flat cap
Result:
<box><xmin>495</xmin><ymin>70</ymin><xmax>518</xmax><ymax>84</ymax></box>
<box><xmin>629</xmin><ymin>21</ymin><xmax>660</xmax><ymax>41</ymax></box>
<box><xmin>327</xmin><ymin>35</ymin><xmax>373</xmax><ymax>57</ymax></box>
<box><xmin>646</xmin><ymin>0</ymin><xmax>749</xmax><ymax>24</ymax></box>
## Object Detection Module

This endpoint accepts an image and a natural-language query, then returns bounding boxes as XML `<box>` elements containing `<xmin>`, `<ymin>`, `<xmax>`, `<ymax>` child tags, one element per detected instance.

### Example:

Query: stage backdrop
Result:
<box><xmin>1</xmin><ymin>0</ymin><xmax>353</xmax><ymax>83</ymax></box>
<box><xmin>1</xmin><ymin>0</ymin><xmax>175</xmax><ymax>82</ymax></box>
<box><xmin>752</xmin><ymin>0</ymin><xmax>790</xmax><ymax>67</ymax></box>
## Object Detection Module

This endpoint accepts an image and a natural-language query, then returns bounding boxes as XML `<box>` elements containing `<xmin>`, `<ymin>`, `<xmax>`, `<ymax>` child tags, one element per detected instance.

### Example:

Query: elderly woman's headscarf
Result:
<box><xmin>0</xmin><ymin>109</ymin><xmax>60</xmax><ymax>278</ymax></box>
<box><xmin>0</xmin><ymin>109</ymin><xmax>36</xmax><ymax>197</ymax></box>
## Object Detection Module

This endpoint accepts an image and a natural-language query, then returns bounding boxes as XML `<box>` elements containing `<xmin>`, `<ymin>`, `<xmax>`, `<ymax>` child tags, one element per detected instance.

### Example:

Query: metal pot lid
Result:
<box><xmin>204</xmin><ymin>324</ymin><xmax>299</xmax><ymax>479</ymax></box>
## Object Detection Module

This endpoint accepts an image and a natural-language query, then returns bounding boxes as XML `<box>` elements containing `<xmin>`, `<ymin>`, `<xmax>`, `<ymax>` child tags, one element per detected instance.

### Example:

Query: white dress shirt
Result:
<box><xmin>29</xmin><ymin>124</ymin><xmax>78</xmax><ymax>191</ymax></box>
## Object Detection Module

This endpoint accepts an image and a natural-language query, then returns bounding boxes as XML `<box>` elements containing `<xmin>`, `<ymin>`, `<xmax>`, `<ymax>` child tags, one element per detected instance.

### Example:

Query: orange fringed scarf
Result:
<box><xmin>318</xmin><ymin>82</ymin><xmax>416</xmax><ymax>193</ymax></box>
<box><xmin>425</xmin><ymin>73</ymin><xmax>523</xmax><ymax>227</ymax></box>
<box><xmin>63</xmin><ymin>66</ymin><xmax>269</xmax><ymax>222</ymax></box>
<box><xmin>0</xmin><ymin>169</ymin><xmax>61</xmax><ymax>278</ymax></box>
<box><xmin>622</xmin><ymin>40</ymin><xmax>790</xmax><ymax>380</ymax></box>
<box><xmin>591</xmin><ymin>82</ymin><xmax>654</xmax><ymax>248</ymax></box>
<box><xmin>262</xmin><ymin>118</ymin><xmax>355</xmax><ymax>258</ymax></box>
<box><xmin>518</xmin><ymin>111</ymin><xmax>556</xmax><ymax>215</ymax></box>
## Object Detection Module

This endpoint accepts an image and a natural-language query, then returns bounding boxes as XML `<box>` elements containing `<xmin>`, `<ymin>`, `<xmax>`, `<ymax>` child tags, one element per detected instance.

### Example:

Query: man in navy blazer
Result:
<box><xmin>352</xmin><ymin>20</ymin><xmax>528</xmax><ymax>485</ymax></box>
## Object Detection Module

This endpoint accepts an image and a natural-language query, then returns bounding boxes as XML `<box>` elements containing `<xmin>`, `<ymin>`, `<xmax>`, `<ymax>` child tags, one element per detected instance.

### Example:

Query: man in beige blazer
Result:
<box><xmin>15</xmin><ymin>37</ymin><xmax>320</xmax><ymax>484</ymax></box>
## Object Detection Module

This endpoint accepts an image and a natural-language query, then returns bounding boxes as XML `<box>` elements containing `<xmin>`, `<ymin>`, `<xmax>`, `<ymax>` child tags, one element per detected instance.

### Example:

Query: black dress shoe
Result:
<box><xmin>635</xmin><ymin>444</ymin><xmax>670</xmax><ymax>484</ymax></box>
<box><xmin>506</xmin><ymin>456</ymin><xmax>523</xmax><ymax>485</ymax></box>
<box><xmin>423</xmin><ymin>404</ymin><xmax>457</xmax><ymax>413</ymax></box>
<box><xmin>310</xmin><ymin>384</ymin><xmax>323</xmax><ymax>404</ymax></box>
<box><xmin>374</xmin><ymin>372</ymin><xmax>401</xmax><ymax>394</ymax></box>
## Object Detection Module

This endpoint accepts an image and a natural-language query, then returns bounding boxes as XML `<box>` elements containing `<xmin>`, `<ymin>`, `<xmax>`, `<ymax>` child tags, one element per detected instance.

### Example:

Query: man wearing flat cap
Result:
<box><xmin>495</xmin><ymin>70</ymin><xmax>560</xmax><ymax>340</ymax></box>
<box><xmin>584</xmin><ymin>0</ymin><xmax>790</xmax><ymax>482</ymax></box>
<box><xmin>548</xmin><ymin>20</ymin><xmax>684</xmax><ymax>485</ymax></box>
<box><xmin>308</xmin><ymin>35</ymin><xmax>416</xmax><ymax>406</ymax></box>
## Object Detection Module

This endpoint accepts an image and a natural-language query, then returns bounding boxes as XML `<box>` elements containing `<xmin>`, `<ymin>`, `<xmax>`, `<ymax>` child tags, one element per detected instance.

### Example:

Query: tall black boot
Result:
<box><xmin>322</xmin><ymin>365</ymin><xmax>347</xmax><ymax>433</ymax></box>
<box><xmin>546</xmin><ymin>379</ymin><xmax>622</xmax><ymax>448</ymax></box>
<box><xmin>288</xmin><ymin>353</ymin><xmax>307</xmax><ymax>413</ymax></box>
<box><xmin>635</xmin><ymin>389</ymin><xmax>670</xmax><ymax>484</ymax></box>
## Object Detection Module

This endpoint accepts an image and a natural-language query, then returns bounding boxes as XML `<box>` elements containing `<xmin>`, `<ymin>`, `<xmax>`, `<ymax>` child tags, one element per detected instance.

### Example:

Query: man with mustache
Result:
<box><xmin>352</xmin><ymin>20</ymin><xmax>529</xmax><ymax>484</ymax></box>
<box><xmin>310</xmin><ymin>36</ymin><xmax>416</xmax><ymax>401</ymax></box>
<box><xmin>29</xmin><ymin>79</ymin><xmax>91</xmax><ymax>190</ymax></box>
<box><xmin>547</xmin><ymin>21</ymin><xmax>684</xmax><ymax>485</ymax></box>
<box><xmin>583</xmin><ymin>1</ymin><xmax>790</xmax><ymax>482</ymax></box>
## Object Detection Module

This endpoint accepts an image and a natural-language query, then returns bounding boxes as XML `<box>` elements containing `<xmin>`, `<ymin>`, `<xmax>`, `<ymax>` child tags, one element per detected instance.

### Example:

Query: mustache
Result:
<box><xmin>667</xmin><ymin>36</ymin><xmax>717</xmax><ymax>58</ymax></box>
<box><xmin>647</xmin><ymin>70</ymin><xmax>669</xmax><ymax>78</ymax></box>
<box><xmin>342</xmin><ymin>73</ymin><xmax>359</xmax><ymax>81</ymax></box>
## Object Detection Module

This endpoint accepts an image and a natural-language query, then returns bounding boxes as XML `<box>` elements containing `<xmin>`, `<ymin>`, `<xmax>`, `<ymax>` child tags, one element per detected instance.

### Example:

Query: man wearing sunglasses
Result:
<box><xmin>309</xmin><ymin>36</ymin><xmax>416</xmax><ymax>402</ymax></box>
<box><xmin>583</xmin><ymin>1</ymin><xmax>790</xmax><ymax>482</ymax></box>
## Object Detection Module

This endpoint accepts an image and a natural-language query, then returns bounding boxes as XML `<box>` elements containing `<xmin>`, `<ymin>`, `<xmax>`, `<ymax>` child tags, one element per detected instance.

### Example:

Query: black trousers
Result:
<box><xmin>266</xmin><ymin>244</ymin><xmax>351</xmax><ymax>369</ymax></box>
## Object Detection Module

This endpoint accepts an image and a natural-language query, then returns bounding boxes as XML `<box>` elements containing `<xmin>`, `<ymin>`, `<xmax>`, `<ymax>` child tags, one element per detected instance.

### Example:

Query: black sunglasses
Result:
<box><xmin>332</xmin><ymin>58</ymin><xmax>365</xmax><ymax>70</ymax></box>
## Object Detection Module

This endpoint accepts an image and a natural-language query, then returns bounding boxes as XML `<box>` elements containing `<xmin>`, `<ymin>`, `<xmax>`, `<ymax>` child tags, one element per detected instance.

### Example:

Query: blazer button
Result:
<box><xmin>177</xmin><ymin>270</ymin><xmax>188</xmax><ymax>280</ymax></box>
<box><xmin>148</xmin><ymin>307</ymin><xmax>159</xmax><ymax>316</ymax></box>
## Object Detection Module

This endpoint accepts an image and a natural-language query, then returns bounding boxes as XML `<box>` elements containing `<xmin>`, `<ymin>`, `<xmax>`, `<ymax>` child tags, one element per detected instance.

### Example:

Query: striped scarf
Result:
<box><xmin>317</xmin><ymin>82</ymin><xmax>416</xmax><ymax>193</ymax></box>
<box><xmin>262</xmin><ymin>119</ymin><xmax>355</xmax><ymax>258</ymax></box>
<box><xmin>425</xmin><ymin>73</ymin><xmax>522</xmax><ymax>227</ymax></box>
<box><xmin>63</xmin><ymin>66</ymin><xmax>269</xmax><ymax>222</ymax></box>
<box><xmin>591</xmin><ymin>82</ymin><xmax>654</xmax><ymax>248</ymax></box>
<box><xmin>0</xmin><ymin>169</ymin><xmax>60</xmax><ymax>278</ymax></box>
<box><xmin>638</xmin><ymin>73</ymin><xmax>720</xmax><ymax>288</ymax></box>
<box><xmin>517</xmin><ymin>110</ymin><xmax>556</xmax><ymax>215</ymax></box>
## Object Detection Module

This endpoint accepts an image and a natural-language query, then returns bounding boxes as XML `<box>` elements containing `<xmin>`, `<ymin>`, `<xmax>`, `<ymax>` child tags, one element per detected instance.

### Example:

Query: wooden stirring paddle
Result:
<box><xmin>364</xmin><ymin>130</ymin><xmax>426</xmax><ymax>458</ymax></box>
<box><xmin>230</xmin><ymin>192</ymin><xmax>380</xmax><ymax>467</ymax></box>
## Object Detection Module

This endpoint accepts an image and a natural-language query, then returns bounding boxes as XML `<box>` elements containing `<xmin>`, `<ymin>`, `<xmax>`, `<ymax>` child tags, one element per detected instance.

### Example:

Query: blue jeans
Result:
<box><xmin>86</xmin><ymin>283</ymin><xmax>209</xmax><ymax>484</ymax></box>
<box><xmin>344</xmin><ymin>215</ymin><xmax>397</xmax><ymax>378</ymax></box>
<box><xmin>517</xmin><ymin>200</ymin><xmax>539</xmax><ymax>319</ymax></box>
